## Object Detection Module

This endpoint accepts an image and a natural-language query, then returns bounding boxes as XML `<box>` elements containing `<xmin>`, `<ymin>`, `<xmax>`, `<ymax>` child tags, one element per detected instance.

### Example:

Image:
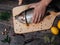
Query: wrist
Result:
<box><xmin>39</xmin><ymin>0</ymin><xmax>52</xmax><ymax>6</ymax></box>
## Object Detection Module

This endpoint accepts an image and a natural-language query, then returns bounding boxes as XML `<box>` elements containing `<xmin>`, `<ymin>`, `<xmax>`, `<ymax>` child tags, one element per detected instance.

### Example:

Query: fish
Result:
<box><xmin>15</xmin><ymin>9</ymin><xmax>33</xmax><ymax>24</ymax></box>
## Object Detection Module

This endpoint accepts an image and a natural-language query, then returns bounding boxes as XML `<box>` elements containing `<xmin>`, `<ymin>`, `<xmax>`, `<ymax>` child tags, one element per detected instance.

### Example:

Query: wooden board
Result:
<box><xmin>12</xmin><ymin>5</ymin><xmax>60</xmax><ymax>34</ymax></box>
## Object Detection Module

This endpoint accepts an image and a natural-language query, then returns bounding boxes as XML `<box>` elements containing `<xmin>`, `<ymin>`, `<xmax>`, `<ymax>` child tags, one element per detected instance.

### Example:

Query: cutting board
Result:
<box><xmin>12</xmin><ymin>5</ymin><xmax>60</xmax><ymax>34</ymax></box>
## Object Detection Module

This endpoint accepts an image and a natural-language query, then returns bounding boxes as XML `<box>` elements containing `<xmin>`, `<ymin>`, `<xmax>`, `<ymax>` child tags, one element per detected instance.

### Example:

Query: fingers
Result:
<box><xmin>34</xmin><ymin>11</ymin><xmax>39</xmax><ymax>23</ymax></box>
<box><xmin>37</xmin><ymin>14</ymin><xmax>41</xmax><ymax>23</ymax></box>
<box><xmin>32</xmin><ymin>10</ymin><xmax>36</xmax><ymax>23</ymax></box>
<box><xmin>41</xmin><ymin>7</ymin><xmax>46</xmax><ymax>20</ymax></box>
<box><xmin>32</xmin><ymin>8</ymin><xmax>46</xmax><ymax>24</ymax></box>
<box><xmin>37</xmin><ymin>9</ymin><xmax>45</xmax><ymax>23</ymax></box>
<box><xmin>32</xmin><ymin>9</ymin><xmax>39</xmax><ymax>23</ymax></box>
<box><xmin>29</xmin><ymin>3</ymin><xmax>38</xmax><ymax>8</ymax></box>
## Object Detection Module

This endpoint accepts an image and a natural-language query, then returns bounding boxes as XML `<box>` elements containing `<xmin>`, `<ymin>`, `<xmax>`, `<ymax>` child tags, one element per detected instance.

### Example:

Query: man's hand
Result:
<box><xmin>29</xmin><ymin>0</ymin><xmax>52</xmax><ymax>23</ymax></box>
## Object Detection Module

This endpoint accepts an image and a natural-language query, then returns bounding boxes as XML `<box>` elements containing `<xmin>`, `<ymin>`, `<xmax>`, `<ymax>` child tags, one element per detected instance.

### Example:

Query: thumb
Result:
<box><xmin>29</xmin><ymin>4</ymin><xmax>36</xmax><ymax>8</ymax></box>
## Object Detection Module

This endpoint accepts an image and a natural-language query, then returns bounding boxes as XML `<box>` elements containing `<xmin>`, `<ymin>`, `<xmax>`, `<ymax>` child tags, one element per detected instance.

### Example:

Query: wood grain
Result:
<box><xmin>12</xmin><ymin>5</ymin><xmax>60</xmax><ymax>34</ymax></box>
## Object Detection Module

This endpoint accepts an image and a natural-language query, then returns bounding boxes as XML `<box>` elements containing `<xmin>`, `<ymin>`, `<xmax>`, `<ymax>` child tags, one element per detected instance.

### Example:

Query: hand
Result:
<box><xmin>29</xmin><ymin>3</ymin><xmax>47</xmax><ymax>23</ymax></box>
<box><xmin>29</xmin><ymin>0</ymin><xmax>52</xmax><ymax>23</ymax></box>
